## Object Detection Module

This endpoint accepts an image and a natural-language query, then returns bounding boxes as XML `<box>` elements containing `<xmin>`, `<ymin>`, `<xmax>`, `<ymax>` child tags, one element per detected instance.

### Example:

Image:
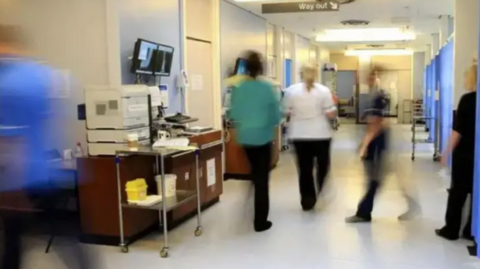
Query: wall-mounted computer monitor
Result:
<box><xmin>234</xmin><ymin>58</ymin><xmax>248</xmax><ymax>75</ymax></box>
<box><xmin>131</xmin><ymin>39</ymin><xmax>158</xmax><ymax>75</ymax></box>
<box><xmin>153</xmin><ymin>44</ymin><xmax>174</xmax><ymax>77</ymax></box>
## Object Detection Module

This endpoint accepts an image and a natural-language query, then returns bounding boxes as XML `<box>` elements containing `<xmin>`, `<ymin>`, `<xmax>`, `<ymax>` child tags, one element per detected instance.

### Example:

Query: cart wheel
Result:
<box><xmin>195</xmin><ymin>227</ymin><xmax>203</xmax><ymax>237</ymax></box>
<box><xmin>160</xmin><ymin>248</ymin><xmax>169</xmax><ymax>258</ymax></box>
<box><xmin>120</xmin><ymin>246</ymin><xmax>129</xmax><ymax>253</ymax></box>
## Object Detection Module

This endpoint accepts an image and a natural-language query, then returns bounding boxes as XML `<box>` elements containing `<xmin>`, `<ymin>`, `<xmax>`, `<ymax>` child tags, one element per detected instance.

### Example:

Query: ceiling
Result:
<box><xmin>229</xmin><ymin>0</ymin><xmax>454</xmax><ymax>51</ymax></box>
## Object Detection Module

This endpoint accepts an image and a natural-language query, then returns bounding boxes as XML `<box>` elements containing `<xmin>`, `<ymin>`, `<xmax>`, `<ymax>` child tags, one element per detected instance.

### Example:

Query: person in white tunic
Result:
<box><xmin>284</xmin><ymin>63</ymin><xmax>337</xmax><ymax>211</ymax></box>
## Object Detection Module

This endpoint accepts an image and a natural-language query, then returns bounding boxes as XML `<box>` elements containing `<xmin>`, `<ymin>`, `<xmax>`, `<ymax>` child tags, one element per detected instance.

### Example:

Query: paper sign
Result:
<box><xmin>191</xmin><ymin>75</ymin><xmax>203</xmax><ymax>91</ymax></box>
<box><xmin>206</xmin><ymin>158</ymin><xmax>216</xmax><ymax>187</ymax></box>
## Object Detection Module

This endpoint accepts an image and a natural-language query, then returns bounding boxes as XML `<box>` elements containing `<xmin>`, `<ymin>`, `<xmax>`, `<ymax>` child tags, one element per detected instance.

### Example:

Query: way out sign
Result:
<box><xmin>262</xmin><ymin>1</ymin><xmax>340</xmax><ymax>14</ymax></box>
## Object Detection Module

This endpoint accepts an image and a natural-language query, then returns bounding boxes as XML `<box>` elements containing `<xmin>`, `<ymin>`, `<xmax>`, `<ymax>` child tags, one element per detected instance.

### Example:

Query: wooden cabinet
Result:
<box><xmin>224</xmin><ymin>126</ymin><xmax>281</xmax><ymax>180</ymax></box>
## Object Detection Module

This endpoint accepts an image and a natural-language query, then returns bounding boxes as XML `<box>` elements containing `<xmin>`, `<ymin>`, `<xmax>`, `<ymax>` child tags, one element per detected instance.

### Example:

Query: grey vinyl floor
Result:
<box><xmin>20</xmin><ymin>124</ymin><xmax>480</xmax><ymax>269</ymax></box>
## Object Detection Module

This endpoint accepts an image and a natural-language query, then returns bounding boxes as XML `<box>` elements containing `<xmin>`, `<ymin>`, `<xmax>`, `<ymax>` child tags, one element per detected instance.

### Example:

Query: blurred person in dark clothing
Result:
<box><xmin>436</xmin><ymin>62</ymin><xmax>477</xmax><ymax>241</ymax></box>
<box><xmin>229</xmin><ymin>51</ymin><xmax>281</xmax><ymax>232</ymax></box>
<box><xmin>346</xmin><ymin>72</ymin><xmax>420</xmax><ymax>223</ymax></box>
<box><xmin>0</xmin><ymin>25</ymin><xmax>93</xmax><ymax>269</ymax></box>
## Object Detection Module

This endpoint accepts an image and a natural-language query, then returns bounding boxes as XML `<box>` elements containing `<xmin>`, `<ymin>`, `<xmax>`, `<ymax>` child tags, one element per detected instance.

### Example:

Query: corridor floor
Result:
<box><xmin>22</xmin><ymin>124</ymin><xmax>480</xmax><ymax>269</ymax></box>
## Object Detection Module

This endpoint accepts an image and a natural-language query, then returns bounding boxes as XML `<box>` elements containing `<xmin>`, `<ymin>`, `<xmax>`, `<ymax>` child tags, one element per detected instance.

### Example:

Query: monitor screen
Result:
<box><xmin>154</xmin><ymin>44</ymin><xmax>174</xmax><ymax>77</ymax></box>
<box><xmin>131</xmin><ymin>39</ymin><xmax>158</xmax><ymax>75</ymax></box>
<box><xmin>234</xmin><ymin>58</ymin><xmax>248</xmax><ymax>75</ymax></box>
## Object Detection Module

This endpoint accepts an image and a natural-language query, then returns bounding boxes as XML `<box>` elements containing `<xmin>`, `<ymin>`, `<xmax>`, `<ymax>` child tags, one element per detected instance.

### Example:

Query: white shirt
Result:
<box><xmin>284</xmin><ymin>83</ymin><xmax>336</xmax><ymax>140</ymax></box>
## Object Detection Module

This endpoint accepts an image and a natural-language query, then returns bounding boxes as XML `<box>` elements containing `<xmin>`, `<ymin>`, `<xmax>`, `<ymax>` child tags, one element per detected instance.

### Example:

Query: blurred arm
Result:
<box><xmin>323</xmin><ymin>89</ymin><xmax>337</xmax><ymax>119</ymax></box>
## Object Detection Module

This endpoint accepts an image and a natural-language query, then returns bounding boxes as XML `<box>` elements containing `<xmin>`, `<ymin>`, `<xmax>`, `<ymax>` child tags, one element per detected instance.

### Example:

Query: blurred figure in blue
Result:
<box><xmin>229</xmin><ymin>50</ymin><xmax>281</xmax><ymax>232</ymax></box>
<box><xmin>0</xmin><ymin>25</ymin><xmax>93</xmax><ymax>269</ymax></box>
<box><xmin>346</xmin><ymin>71</ymin><xmax>420</xmax><ymax>223</ymax></box>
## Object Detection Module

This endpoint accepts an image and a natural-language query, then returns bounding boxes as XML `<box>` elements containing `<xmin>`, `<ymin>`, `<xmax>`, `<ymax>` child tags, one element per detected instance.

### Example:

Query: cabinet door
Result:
<box><xmin>201</xmin><ymin>145</ymin><xmax>223</xmax><ymax>203</ymax></box>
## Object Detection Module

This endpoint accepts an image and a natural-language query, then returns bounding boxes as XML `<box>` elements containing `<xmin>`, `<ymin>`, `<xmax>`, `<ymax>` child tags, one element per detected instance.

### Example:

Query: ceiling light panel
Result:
<box><xmin>345</xmin><ymin>49</ymin><xmax>414</xmax><ymax>56</ymax></box>
<box><xmin>316</xmin><ymin>28</ymin><xmax>416</xmax><ymax>42</ymax></box>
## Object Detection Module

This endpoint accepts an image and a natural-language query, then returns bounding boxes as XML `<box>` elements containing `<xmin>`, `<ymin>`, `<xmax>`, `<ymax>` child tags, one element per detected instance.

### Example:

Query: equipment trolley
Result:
<box><xmin>411</xmin><ymin>116</ymin><xmax>435</xmax><ymax>161</ymax></box>
<box><xmin>115</xmin><ymin>146</ymin><xmax>202</xmax><ymax>258</ymax></box>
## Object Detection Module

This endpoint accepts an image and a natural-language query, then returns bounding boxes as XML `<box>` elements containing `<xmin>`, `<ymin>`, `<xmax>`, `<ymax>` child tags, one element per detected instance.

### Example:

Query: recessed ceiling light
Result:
<box><xmin>316</xmin><ymin>28</ymin><xmax>416</xmax><ymax>42</ymax></box>
<box><xmin>345</xmin><ymin>49</ymin><xmax>414</xmax><ymax>56</ymax></box>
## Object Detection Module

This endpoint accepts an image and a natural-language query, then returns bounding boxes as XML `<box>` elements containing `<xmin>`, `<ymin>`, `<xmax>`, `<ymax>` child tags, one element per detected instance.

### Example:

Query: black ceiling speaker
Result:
<box><xmin>318</xmin><ymin>0</ymin><xmax>356</xmax><ymax>3</ymax></box>
<box><xmin>341</xmin><ymin>20</ymin><xmax>370</xmax><ymax>26</ymax></box>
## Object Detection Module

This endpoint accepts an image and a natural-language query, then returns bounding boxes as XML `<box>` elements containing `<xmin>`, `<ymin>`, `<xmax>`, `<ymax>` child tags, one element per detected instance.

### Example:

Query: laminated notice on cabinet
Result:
<box><xmin>206</xmin><ymin>158</ymin><xmax>216</xmax><ymax>187</ymax></box>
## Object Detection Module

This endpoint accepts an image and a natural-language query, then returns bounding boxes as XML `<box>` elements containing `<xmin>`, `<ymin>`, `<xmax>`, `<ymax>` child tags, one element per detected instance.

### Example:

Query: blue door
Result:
<box><xmin>285</xmin><ymin>59</ymin><xmax>292</xmax><ymax>88</ymax></box>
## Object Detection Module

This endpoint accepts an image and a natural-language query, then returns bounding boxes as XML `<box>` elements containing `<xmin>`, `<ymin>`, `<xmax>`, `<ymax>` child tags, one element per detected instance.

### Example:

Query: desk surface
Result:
<box><xmin>49</xmin><ymin>159</ymin><xmax>77</xmax><ymax>171</ymax></box>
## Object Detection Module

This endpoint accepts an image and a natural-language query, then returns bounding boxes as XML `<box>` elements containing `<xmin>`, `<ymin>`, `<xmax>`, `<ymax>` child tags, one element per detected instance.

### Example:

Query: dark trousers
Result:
<box><xmin>244</xmin><ymin>143</ymin><xmax>272</xmax><ymax>226</ymax></box>
<box><xmin>292</xmin><ymin>139</ymin><xmax>331</xmax><ymax>210</ymax></box>
<box><xmin>1</xmin><ymin>189</ymin><xmax>92</xmax><ymax>269</ymax></box>
<box><xmin>356</xmin><ymin>160</ymin><xmax>383</xmax><ymax>220</ymax></box>
<box><xmin>443</xmin><ymin>187</ymin><xmax>472</xmax><ymax>237</ymax></box>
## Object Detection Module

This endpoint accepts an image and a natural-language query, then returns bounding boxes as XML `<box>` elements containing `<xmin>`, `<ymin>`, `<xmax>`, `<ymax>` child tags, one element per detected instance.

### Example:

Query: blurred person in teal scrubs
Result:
<box><xmin>0</xmin><ymin>25</ymin><xmax>94</xmax><ymax>269</ymax></box>
<box><xmin>229</xmin><ymin>51</ymin><xmax>281</xmax><ymax>232</ymax></box>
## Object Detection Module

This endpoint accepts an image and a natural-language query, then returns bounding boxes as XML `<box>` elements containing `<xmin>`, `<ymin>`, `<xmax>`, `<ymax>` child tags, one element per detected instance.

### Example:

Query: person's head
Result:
<box><xmin>301</xmin><ymin>63</ymin><xmax>318</xmax><ymax>87</ymax></box>
<box><xmin>0</xmin><ymin>25</ymin><xmax>24</xmax><ymax>56</ymax></box>
<box><xmin>244</xmin><ymin>50</ymin><xmax>263</xmax><ymax>79</ymax></box>
<box><xmin>464</xmin><ymin>59</ymin><xmax>477</xmax><ymax>92</ymax></box>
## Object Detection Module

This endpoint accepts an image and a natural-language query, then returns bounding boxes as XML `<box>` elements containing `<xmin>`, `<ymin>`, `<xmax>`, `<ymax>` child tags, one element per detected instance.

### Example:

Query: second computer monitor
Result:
<box><xmin>154</xmin><ymin>44</ymin><xmax>174</xmax><ymax>77</ymax></box>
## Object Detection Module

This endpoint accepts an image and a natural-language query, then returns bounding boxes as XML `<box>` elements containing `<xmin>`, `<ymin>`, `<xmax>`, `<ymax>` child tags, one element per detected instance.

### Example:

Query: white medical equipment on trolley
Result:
<box><xmin>85</xmin><ymin>85</ymin><xmax>151</xmax><ymax>155</ymax></box>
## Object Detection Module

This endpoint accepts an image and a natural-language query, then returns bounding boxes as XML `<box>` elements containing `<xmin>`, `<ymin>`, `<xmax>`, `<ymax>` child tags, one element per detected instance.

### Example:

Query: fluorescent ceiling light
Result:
<box><xmin>345</xmin><ymin>49</ymin><xmax>414</xmax><ymax>56</ymax></box>
<box><xmin>316</xmin><ymin>28</ymin><xmax>416</xmax><ymax>42</ymax></box>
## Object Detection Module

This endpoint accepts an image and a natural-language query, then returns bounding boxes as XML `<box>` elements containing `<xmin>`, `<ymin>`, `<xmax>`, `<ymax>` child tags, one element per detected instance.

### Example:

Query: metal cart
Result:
<box><xmin>115</xmin><ymin>146</ymin><xmax>202</xmax><ymax>258</ymax></box>
<box><xmin>411</xmin><ymin>116</ymin><xmax>435</xmax><ymax>161</ymax></box>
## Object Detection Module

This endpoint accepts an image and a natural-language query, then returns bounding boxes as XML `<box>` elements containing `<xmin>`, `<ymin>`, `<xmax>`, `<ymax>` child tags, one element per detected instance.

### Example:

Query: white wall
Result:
<box><xmin>294</xmin><ymin>35</ymin><xmax>310</xmax><ymax>83</ymax></box>
<box><xmin>220</xmin><ymin>0</ymin><xmax>266</xmax><ymax>96</ymax></box>
<box><xmin>2</xmin><ymin>0</ymin><xmax>111</xmax><ymax>150</ymax></box>
<box><xmin>453</xmin><ymin>0</ymin><xmax>479</xmax><ymax>106</ymax></box>
<box><xmin>412</xmin><ymin>51</ymin><xmax>425</xmax><ymax>100</ymax></box>
<box><xmin>116</xmin><ymin>0</ymin><xmax>183</xmax><ymax>113</ymax></box>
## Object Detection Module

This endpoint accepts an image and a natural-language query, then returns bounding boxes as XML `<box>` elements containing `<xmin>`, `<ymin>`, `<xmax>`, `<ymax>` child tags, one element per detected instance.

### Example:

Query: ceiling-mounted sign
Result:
<box><xmin>262</xmin><ymin>1</ymin><xmax>340</xmax><ymax>14</ymax></box>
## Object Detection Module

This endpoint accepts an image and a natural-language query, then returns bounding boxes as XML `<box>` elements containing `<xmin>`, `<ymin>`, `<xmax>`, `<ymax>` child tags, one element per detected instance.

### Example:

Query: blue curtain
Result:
<box><xmin>439</xmin><ymin>40</ymin><xmax>454</xmax><ymax>154</ymax></box>
<box><xmin>429</xmin><ymin>58</ymin><xmax>437</xmax><ymax>141</ymax></box>
<box><xmin>423</xmin><ymin>68</ymin><xmax>428</xmax><ymax>117</ymax></box>
<box><xmin>426</xmin><ymin>63</ymin><xmax>432</xmax><ymax>132</ymax></box>
<box><xmin>474</xmin><ymin>3</ymin><xmax>480</xmax><ymax>249</ymax></box>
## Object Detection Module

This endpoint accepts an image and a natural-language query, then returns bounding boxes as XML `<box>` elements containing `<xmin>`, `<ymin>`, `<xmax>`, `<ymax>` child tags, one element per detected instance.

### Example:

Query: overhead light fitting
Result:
<box><xmin>316</xmin><ymin>28</ymin><xmax>416</xmax><ymax>42</ymax></box>
<box><xmin>345</xmin><ymin>49</ymin><xmax>414</xmax><ymax>56</ymax></box>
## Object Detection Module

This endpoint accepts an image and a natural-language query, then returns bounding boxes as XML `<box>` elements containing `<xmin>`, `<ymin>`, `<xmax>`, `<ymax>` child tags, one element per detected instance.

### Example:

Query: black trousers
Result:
<box><xmin>1</xmin><ymin>189</ymin><xmax>92</xmax><ymax>269</ymax></box>
<box><xmin>356</xmin><ymin>160</ymin><xmax>383</xmax><ymax>220</ymax></box>
<box><xmin>244</xmin><ymin>143</ymin><xmax>272</xmax><ymax>226</ymax></box>
<box><xmin>292</xmin><ymin>139</ymin><xmax>331</xmax><ymax>210</ymax></box>
<box><xmin>443</xmin><ymin>187</ymin><xmax>472</xmax><ymax>237</ymax></box>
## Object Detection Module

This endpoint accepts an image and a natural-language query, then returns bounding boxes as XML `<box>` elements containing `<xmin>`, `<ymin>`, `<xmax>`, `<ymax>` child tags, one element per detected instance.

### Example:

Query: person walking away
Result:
<box><xmin>284</xmin><ymin>63</ymin><xmax>336</xmax><ymax>211</ymax></box>
<box><xmin>436</xmin><ymin>61</ymin><xmax>477</xmax><ymax>241</ymax></box>
<box><xmin>229</xmin><ymin>50</ymin><xmax>281</xmax><ymax>232</ymax></box>
<box><xmin>345</xmin><ymin>72</ymin><xmax>420</xmax><ymax>223</ymax></box>
<box><xmin>0</xmin><ymin>25</ymin><xmax>94</xmax><ymax>269</ymax></box>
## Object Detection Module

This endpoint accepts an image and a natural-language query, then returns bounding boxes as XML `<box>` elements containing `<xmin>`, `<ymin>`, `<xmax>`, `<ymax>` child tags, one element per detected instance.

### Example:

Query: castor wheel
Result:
<box><xmin>160</xmin><ymin>248</ymin><xmax>169</xmax><ymax>258</ymax></box>
<box><xmin>194</xmin><ymin>227</ymin><xmax>203</xmax><ymax>237</ymax></box>
<box><xmin>120</xmin><ymin>246</ymin><xmax>129</xmax><ymax>253</ymax></box>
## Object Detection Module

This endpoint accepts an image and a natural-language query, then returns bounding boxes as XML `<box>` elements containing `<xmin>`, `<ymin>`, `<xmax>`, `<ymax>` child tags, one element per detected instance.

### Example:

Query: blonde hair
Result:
<box><xmin>465</xmin><ymin>58</ymin><xmax>477</xmax><ymax>91</ymax></box>
<box><xmin>301</xmin><ymin>63</ymin><xmax>318</xmax><ymax>91</ymax></box>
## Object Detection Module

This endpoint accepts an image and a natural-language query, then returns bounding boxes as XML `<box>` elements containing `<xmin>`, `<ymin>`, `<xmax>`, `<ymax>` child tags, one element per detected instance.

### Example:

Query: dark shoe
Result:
<box><xmin>254</xmin><ymin>221</ymin><xmax>272</xmax><ymax>232</ymax></box>
<box><xmin>435</xmin><ymin>228</ymin><xmax>459</xmax><ymax>241</ymax></box>
<box><xmin>301</xmin><ymin>197</ymin><xmax>317</xmax><ymax>211</ymax></box>
<box><xmin>345</xmin><ymin>215</ymin><xmax>371</xmax><ymax>223</ymax></box>
<box><xmin>462</xmin><ymin>232</ymin><xmax>474</xmax><ymax>241</ymax></box>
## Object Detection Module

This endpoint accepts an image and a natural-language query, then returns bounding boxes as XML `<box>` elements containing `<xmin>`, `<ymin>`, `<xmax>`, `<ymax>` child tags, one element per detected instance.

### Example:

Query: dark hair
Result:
<box><xmin>245</xmin><ymin>50</ymin><xmax>263</xmax><ymax>78</ymax></box>
<box><xmin>0</xmin><ymin>25</ymin><xmax>23</xmax><ymax>45</ymax></box>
